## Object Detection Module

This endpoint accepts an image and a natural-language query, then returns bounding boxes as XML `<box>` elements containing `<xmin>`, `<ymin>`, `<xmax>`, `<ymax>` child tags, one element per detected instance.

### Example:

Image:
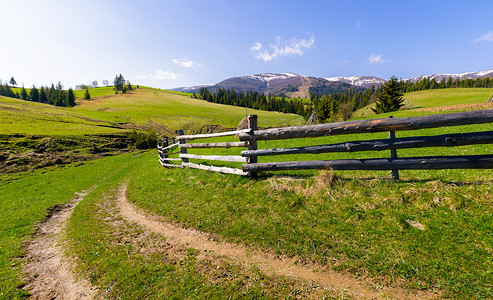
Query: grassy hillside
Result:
<box><xmin>354</xmin><ymin>87</ymin><xmax>493</xmax><ymax>118</ymax></box>
<box><xmin>0</xmin><ymin>96</ymin><xmax>123</xmax><ymax>136</ymax></box>
<box><xmin>74</xmin><ymin>88</ymin><xmax>304</xmax><ymax>131</ymax></box>
<box><xmin>1</xmin><ymin>86</ymin><xmax>492</xmax><ymax>298</ymax></box>
<box><xmin>11</xmin><ymin>86</ymin><xmax>116</xmax><ymax>99</ymax></box>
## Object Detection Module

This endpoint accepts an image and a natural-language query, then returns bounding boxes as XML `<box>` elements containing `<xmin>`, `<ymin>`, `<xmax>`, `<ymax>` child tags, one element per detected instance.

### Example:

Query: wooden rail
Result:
<box><xmin>238</xmin><ymin>110</ymin><xmax>493</xmax><ymax>141</ymax></box>
<box><xmin>241</xmin><ymin>131</ymin><xmax>493</xmax><ymax>157</ymax></box>
<box><xmin>242</xmin><ymin>155</ymin><xmax>493</xmax><ymax>172</ymax></box>
<box><xmin>158</xmin><ymin>110</ymin><xmax>493</xmax><ymax>179</ymax></box>
<box><xmin>157</xmin><ymin>122</ymin><xmax>254</xmax><ymax>176</ymax></box>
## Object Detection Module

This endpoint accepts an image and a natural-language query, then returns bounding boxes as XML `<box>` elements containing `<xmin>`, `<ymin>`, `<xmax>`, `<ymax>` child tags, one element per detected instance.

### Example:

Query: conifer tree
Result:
<box><xmin>372</xmin><ymin>76</ymin><xmax>404</xmax><ymax>114</ymax></box>
<box><xmin>84</xmin><ymin>88</ymin><xmax>91</xmax><ymax>100</ymax></box>
<box><xmin>30</xmin><ymin>86</ymin><xmax>39</xmax><ymax>102</ymax></box>
<box><xmin>20</xmin><ymin>86</ymin><xmax>29</xmax><ymax>100</ymax></box>
<box><xmin>39</xmin><ymin>87</ymin><xmax>48</xmax><ymax>103</ymax></box>
<box><xmin>113</xmin><ymin>74</ymin><xmax>125</xmax><ymax>93</ymax></box>
<box><xmin>67</xmin><ymin>88</ymin><xmax>76</xmax><ymax>106</ymax></box>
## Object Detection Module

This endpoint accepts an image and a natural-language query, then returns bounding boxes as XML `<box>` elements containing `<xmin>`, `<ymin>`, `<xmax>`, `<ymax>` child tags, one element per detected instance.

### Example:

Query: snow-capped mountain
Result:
<box><xmin>172</xmin><ymin>84</ymin><xmax>214</xmax><ymax>93</ymax></box>
<box><xmin>171</xmin><ymin>69</ymin><xmax>493</xmax><ymax>97</ymax></box>
<box><xmin>173</xmin><ymin>73</ymin><xmax>365</xmax><ymax>97</ymax></box>
<box><xmin>324</xmin><ymin>76</ymin><xmax>386</xmax><ymax>88</ymax></box>
<box><xmin>407</xmin><ymin>69</ymin><xmax>493</xmax><ymax>82</ymax></box>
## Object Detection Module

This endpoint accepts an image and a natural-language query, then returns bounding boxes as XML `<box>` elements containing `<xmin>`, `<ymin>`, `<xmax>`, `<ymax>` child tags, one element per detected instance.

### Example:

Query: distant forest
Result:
<box><xmin>196</xmin><ymin>76</ymin><xmax>493</xmax><ymax>123</ymax></box>
<box><xmin>195</xmin><ymin>87</ymin><xmax>306</xmax><ymax>117</ymax></box>
<box><xmin>0</xmin><ymin>82</ymin><xmax>76</xmax><ymax>107</ymax></box>
<box><xmin>310</xmin><ymin>76</ymin><xmax>493</xmax><ymax>122</ymax></box>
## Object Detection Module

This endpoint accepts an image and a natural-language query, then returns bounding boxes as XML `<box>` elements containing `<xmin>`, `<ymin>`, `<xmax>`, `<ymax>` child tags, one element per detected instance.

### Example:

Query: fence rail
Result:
<box><xmin>158</xmin><ymin>110</ymin><xmax>493</xmax><ymax>179</ymax></box>
<box><xmin>157</xmin><ymin>117</ymin><xmax>256</xmax><ymax>176</ymax></box>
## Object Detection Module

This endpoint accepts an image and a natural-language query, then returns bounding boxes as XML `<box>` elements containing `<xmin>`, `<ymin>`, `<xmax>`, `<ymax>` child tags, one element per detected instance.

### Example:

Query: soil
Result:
<box><xmin>116</xmin><ymin>185</ymin><xmax>436</xmax><ymax>300</ymax></box>
<box><xmin>22</xmin><ymin>188</ymin><xmax>99</xmax><ymax>300</ymax></box>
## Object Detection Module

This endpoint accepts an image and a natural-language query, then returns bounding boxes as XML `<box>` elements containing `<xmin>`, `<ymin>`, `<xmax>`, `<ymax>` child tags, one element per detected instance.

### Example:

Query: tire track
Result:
<box><xmin>22</xmin><ymin>188</ymin><xmax>99</xmax><ymax>300</ymax></box>
<box><xmin>117</xmin><ymin>184</ymin><xmax>436</xmax><ymax>300</ymax></box>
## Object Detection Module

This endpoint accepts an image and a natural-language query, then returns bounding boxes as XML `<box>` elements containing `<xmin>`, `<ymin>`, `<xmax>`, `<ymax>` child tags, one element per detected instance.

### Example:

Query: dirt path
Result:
<box><xmin>117</xmin><ymin>185</ymin><xmax>435</xmax><ymax>300</ymax></box>
<box><xmin>22</xmin><ymin>189</ymin><xmax>99</xmax><ymax>300</ymax></box>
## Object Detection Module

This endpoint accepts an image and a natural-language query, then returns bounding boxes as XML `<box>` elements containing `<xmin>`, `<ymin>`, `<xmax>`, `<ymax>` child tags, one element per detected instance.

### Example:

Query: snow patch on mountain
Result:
<box><xmin>324</xmin><ymin>76</ymin><xmax>386</xmax><ymax>87</ymax></box>
<box><xmin>245</xmin><ymin>73</ymin><xmax>304</xmax><ymax>82</ymax></box>
<box><xmin>408</xmin><ymin>69</ymin><xmax>493</xmax><ymax>82</ymax></box>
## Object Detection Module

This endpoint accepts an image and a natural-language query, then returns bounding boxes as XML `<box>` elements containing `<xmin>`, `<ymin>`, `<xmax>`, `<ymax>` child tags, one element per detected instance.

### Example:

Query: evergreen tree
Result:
<box><xmin>39</xmin><ymin>87</ymin><xmax>48</xmax><ymax>103</ymax></box>
<box><xmin>372</xmin><ymin>76</ymin><xmax>404</xmax><ymax>114</ymax></box>
<box><xmin>48</xmin><ymin>83</ymin><xmax>56</xmax><ymax>104</ymax></box>
<box><xmin>20</xmin><ymin>86</ymin><xmax>29</xmax><ymax>100</ymax></box>
<box><xmin>84</xmin><ymin>88</ymin><xmax>91</xmax><ymax>100</ymax></box>
<box><xmin>67</xmin><ymin>88</ymin><xmax>76</xmax><ymax>106</ymax></box>
<box><xmin>55</xmin><ymin>90</ymin><xmax>66</xmax><ymax>106</ymax></box>
<box><xmin>113</xmin><ymin>74</ymin><xmax>125</xmax><ymax>93</ymax></box>
<box><xmin>30</xmin><ymin>86</ymin><xmax>39</xmax><ymax>102</ymax></box>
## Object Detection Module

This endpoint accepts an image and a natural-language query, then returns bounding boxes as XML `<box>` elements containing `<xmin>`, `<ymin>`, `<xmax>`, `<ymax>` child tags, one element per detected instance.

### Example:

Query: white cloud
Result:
<box><xmin>149</xmin><ymin>70</ymin><xmax>178</xmax><ymax>80</ymax></box>
<box><xmin>251</xmin><ymin>42</ymin><xmax>262</xmax><ymax>51</ymax></box>
<box><xmin>172</xmin><ymin>58</ymin><xmax>198</xmax><ymax>68</ymax></box>
<box><xmin>474</xmin><ymin>31</ymin><xmax>493</xmax><ymax>43</ymax></box>
<box><xmin>251</xmin><ymin>34</ymin><xmax>315</xmax><ymax>62</ymax></box>
<box><xmin>368</xmin><ymin>54</ymin><xmax>391</xmax><ymax>64</ymax></box>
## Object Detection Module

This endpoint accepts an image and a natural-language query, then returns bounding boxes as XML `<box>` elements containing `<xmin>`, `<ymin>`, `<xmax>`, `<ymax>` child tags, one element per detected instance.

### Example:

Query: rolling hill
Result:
<box><xmin>172</xmin><ymin>68</ymin><xmax>493</xmax><ymax>98</ymax></box>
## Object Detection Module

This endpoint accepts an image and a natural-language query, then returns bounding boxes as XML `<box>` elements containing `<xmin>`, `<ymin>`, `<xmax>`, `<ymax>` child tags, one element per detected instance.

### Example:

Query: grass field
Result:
<box><xmin>74</xmin><ymin>88</ymin><xmax>304</xmax><ymax>131</ymax></box>
<box><xmin>0</xmin><ymin>152</ymin><xmax>146</xmax><ymax>298</ymax></box>
<box><xmin>1</xmin><ymin>87</ymin><xmax>492</xmax><ymax>298</ymax></box>
<box><xmin>0</xmin><ymin>96</ymin><xmax>123</xmax><ymax>136</ymax></box>
<box><xmin>11</xmin><ymin>86</ymin><xmax>116</xmax><ymax>99</ymax></box>
<box><xmin>354</xmin><ymin>87</ymin><xmax>493</xmax><ymax>117</ymax></box>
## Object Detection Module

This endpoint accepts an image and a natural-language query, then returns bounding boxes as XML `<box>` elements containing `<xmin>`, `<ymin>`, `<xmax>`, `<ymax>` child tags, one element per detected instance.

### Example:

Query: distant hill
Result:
<box><xmin>324</xmin><ymin>76</ymin><xmax>386</xmax><ymax>88</ymax></box>
<box><xmin>172</xmin><ymin>69</ymin><xmax>493</xmax><ymax>98</ymax></box>
<box><xmin>406</xmin><ymin>69</ymin><xmax>493</xmax><ymax>82</ymax></box>
<box><xmin>173</xmin><ymin>73</ymin><xmax>384</xmax><ymax>98</ymax></box>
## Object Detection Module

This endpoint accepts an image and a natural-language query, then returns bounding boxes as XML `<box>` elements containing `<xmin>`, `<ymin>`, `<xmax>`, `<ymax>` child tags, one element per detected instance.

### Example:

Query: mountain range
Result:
<box><xmin>172</xmin><ymin>69</ymin><xmax>493</xmax><ymax>98</ymax></box>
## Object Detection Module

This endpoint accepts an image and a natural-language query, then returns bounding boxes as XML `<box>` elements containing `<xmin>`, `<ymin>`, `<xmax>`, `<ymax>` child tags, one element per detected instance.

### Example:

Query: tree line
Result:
<box><xmin>310</xmin><ymin>75</ymin><xmax>493</xmax><ymax>123</ymax></box>
<box><xmin>195</xmin><ymin>87</ymin><xmax>306</xmax><ymax>117</ymax></box>
<box><xmin>0</xmin><ymin>81</ymin><xmax>76</xmax><ymax>107</ymax></box>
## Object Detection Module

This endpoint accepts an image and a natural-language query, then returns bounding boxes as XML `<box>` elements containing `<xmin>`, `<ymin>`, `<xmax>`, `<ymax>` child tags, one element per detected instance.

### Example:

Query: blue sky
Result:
<box><xmin>1</xmin><ymin>0</ymin><xmax>492</xmax><ymax>89</ymax></box>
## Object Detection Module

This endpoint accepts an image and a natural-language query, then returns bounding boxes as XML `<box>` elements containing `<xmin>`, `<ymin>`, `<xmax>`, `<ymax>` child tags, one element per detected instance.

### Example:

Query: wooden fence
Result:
<box><xmin>158</xmin><ymin>109</ymin><xmax>493</xmax><ymax>180</ymax></box>
<box><xmin>158</xmin><ymin>115</ymin><xmax>257</xmax><ymax>176</ymax></box>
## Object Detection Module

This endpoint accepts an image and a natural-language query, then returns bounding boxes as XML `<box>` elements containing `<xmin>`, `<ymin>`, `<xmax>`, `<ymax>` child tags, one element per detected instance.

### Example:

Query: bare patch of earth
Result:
<box><xmin>414</xmin><ymin>102</ymin><xmax>493</xmax><ymax>113</ymax></box>
<box><xmin>22</xmin><ymin>188</ymin><xmax>99</xmax><ymax>299</ymax></box>
<box><xmin>117</xmin><ymin>185</ymin><xmax>437</xmax><ymax>299</ymax></box>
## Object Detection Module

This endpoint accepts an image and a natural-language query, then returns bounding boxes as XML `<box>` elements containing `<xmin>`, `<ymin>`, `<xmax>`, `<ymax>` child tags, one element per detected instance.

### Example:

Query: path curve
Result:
<box><xmin>117</xmin><ymin>185</ymin><xmax>434</xmax><ymax>300</ymax></box>
<box><xmin>23</xmin><ymin>189</ymin><xmax>99</xmax><ymax>300</ymax></box>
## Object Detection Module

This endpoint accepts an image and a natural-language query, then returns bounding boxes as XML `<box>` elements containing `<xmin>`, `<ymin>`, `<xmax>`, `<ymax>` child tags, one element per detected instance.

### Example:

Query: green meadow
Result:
<box><xmin>73</xmin><ymin>88</ymin><xmax>304</xmax><ymax>130</ymax></box>
<box><xmin>0</xmin><ymin>87</ymin><xmax>492</xmax><ymax>299</ymax></box>
<box><xmin>355</xmin><ymin>87</ymin><xmax>493</xmax><ymax>117</ymax></box>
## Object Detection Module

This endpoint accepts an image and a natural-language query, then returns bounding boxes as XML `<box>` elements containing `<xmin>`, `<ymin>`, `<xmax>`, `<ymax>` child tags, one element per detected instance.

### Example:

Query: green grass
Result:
<box><xmin>354</xmin><ymin>88</ymin><xmax>493</xmax><ymax>117</ymax></box>
<box><xmin>74</xmin><ymin>88</ymin><xmax>304</xmax><ymax>130</ymax></box>
<box><xmin>73</xmin><ymin>86</ymin><xmax>116</xmax><ymax>98</ymax></box>
<box><xmin>12</xmin><ymin>86</ymin><xmax>116</xmax><ymax>99</ymax></box>
<box><xmin>0</xmin><ymin>152</ymin><xmax>144</xmax><ymax>298</ymax></box>
<box><xmin>64</xmin><ymin>152</ymin><xmax>327</xmax><ymax>299</ymax></box>
<box><xmin>2</xmin><ymin>85</ymin><xmax>493</xmax><ymax>298</ymax></box>
<box><xmin>0</xmin><ymin>96</ymin><xmax>124</xmax><ymax>135</ymax></box>
<box><xmin>1</xmin><ymin>88</ymin><xmax>304</xmax><ymax>136</ymax></box>
<box><xmin>128</xmin><ymin>152</ymin><xmax>493</xmax><ymax>299</ymax></box>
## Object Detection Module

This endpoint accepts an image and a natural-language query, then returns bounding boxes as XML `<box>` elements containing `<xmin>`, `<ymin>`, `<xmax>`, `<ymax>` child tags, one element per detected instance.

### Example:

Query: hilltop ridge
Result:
<box><xmin>172</xmin><ymin>68</ymin><xmax>493</xmax><ymax>98</ymax></box>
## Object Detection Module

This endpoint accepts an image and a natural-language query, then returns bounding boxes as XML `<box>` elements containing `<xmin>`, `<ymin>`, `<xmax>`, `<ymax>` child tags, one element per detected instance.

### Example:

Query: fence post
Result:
<box><xmin>178</xmin><ymin>129</ymin><xmax>189</xmax><ymax>164</ymax></box>
<box><xmin>247</xmin><ymin>115</ymin><xmax>258</xmax><ymax>178</ymax></box>
<box><xmin>388</xmin><ymin>116</ymin><xmax>399</xmax><ymax>181</ymax></box>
